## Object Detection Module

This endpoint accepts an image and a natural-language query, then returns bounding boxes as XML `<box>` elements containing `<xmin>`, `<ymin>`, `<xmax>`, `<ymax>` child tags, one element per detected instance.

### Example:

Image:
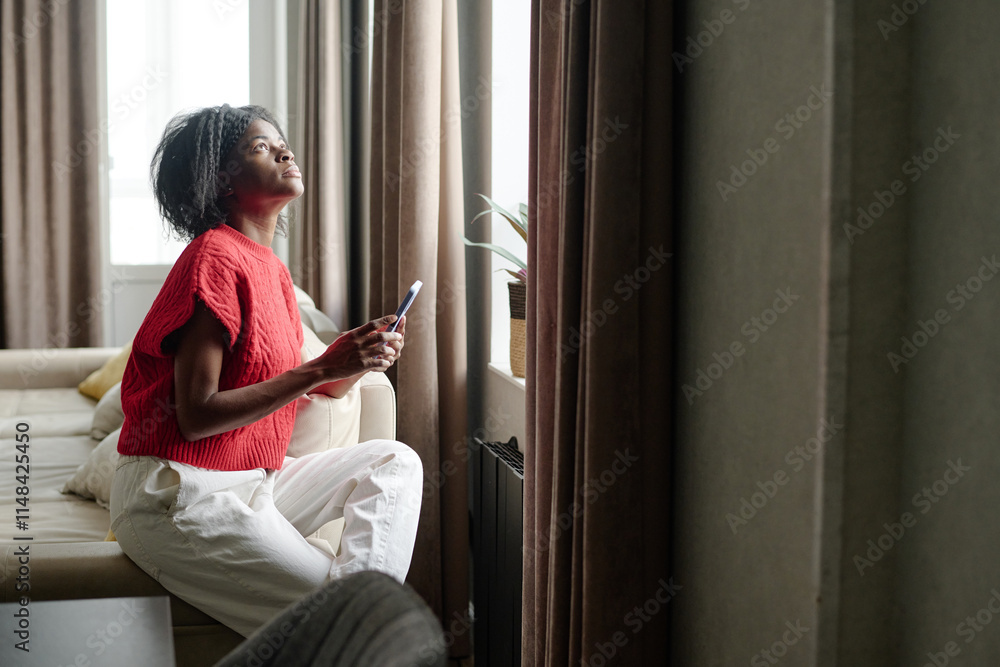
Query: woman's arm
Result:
<box><xmin>309</xmin><ymin>372</ymin><xmax>367</xmax><ymax>400</ymax></box>
<box><xmin>173</xmin><ymin>301</ymin><xmax>401</xmax><ymax>441</ymax></box>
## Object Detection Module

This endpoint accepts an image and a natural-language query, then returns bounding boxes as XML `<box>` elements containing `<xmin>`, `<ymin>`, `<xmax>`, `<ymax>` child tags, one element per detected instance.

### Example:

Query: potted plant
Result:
<box><xmin>463</xmin><ymin>194</ymin><xmax>528</xmax><ymax>377</ymax></box>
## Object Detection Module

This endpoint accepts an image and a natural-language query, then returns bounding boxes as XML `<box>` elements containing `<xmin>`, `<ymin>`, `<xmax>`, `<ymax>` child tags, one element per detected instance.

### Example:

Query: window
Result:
<box><xmin>490</xmin><ymin>0</ymin><xmax>531</xmax><ymax>369</ymax></box>
<box><xmin>103</xmin><ymin>0</ymin><xmax>281</xmax><ymax>346</ymax></box>
<box><xmin>106</xmin><ymin>0</ymin><xmax>250</xmax><ymax>266</ymax></box>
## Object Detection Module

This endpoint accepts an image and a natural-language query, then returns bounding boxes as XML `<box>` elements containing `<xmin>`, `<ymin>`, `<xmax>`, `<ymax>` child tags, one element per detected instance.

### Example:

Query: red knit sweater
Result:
<box><xmin>118</xmin><ymin>224</ymin><xmax>304</xmax><ymax>471</ymax></box>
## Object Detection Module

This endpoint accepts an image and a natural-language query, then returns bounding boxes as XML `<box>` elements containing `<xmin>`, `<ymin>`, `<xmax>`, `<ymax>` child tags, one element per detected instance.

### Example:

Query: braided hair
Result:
<box><xmin>151</xmin><ymin>104</ymin><xmax>290</xmax><ymax>242</ymax></box>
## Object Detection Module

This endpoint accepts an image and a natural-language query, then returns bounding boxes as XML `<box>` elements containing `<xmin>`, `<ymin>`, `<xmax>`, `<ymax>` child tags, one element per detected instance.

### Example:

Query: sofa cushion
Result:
<box><xmin>0</xmin><ymin>434</ymin><xmax>110</xmax><ymax>544</ymax></box>
<box><xmin>91</xmin><ymin>382</ymin><xmax>125</xmax><ymax>440</ymax></box>
<box><xmin>0</xmin><ymin>413</ymin><xmax>94</xmax><ymax>438</ymax></box>
<box><xmin>62</xmin><ymin>428</ymin><xmax>121</xmax><ymax>509</ymax></box>
<box><xmin>77</xmin><ymin>342</ymin><xmax>132</xmax><ymax>401</ymax></box>
<box><xmin>0</xmin><ymin>388</ymin><xmax>96</xmax><ymax>437</ymax></box>
<box><xmin>0</xmin><ymin>387</ymin><xmax>96</xmax><ymax>418</ymax></box>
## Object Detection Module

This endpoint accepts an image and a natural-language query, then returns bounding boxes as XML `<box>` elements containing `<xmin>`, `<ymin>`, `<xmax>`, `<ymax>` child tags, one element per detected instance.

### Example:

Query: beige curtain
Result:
<box><xmin>0</xmin><ymin>0</ymin><xmax>102</xmax><ymax>349</ymax></box>
<box><xmin>291</xmin><ymin>0</ymin><xmax>349</xmax><ymax>327</ymax></box>
<box><xmin>369</xmin><ymin>0</ymin><xmax>470</xmax><ymax>658</ymax></box>
<box><xmin>523</xmin><ymin>0</ymin><xmax>674</xmax><ymax>664</ymax></box>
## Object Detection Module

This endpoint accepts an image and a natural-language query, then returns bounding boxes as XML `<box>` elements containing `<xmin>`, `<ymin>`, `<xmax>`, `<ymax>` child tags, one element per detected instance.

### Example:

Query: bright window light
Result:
<box><xmin>106</xmin><ymin>0</ymin><xmax>250</xmax><ymax>265</ymax></box>
<box><xmin>490</xmin><ymin>0</ymin><xmax>531</xmax><ymax>366</ymax></box>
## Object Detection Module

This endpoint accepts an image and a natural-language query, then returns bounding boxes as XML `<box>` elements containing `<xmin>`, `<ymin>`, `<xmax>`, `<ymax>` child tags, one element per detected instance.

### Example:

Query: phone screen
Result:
<box><xmin>389</xmin><ymin>280</ymin><xmax>422</xmax><ymax>332</ymax></box>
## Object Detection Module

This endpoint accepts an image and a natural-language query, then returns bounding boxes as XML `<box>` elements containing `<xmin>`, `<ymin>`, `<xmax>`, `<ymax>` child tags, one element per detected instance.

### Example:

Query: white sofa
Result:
<box><xmin>0</xmin><ymin>293</ymin><xmax>396</xmax><ymax>666</ymax></box>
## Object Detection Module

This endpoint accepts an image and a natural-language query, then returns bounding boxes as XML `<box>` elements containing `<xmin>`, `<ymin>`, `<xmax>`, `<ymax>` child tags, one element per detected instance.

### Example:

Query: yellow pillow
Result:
<box><xmin>78</xmin><ymin>342</ymin><xmax>133</xmax><ymax>401</ymax></box>
<box><xmin>105</xmin><ymin>529</ymin><xmax>117</xmax><ymax>542</ymax></box>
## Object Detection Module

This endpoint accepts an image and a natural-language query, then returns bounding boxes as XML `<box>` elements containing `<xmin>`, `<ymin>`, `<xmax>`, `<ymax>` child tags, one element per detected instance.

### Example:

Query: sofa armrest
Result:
<box><xmin>358</xmin><ymin>372</ymin><xmax>396</xmax><ymax>442</ymax></box>
<box><xmin>0</xmin><ymin>348</ymin><xmax>121</xmax><ymax>390</ymax></box>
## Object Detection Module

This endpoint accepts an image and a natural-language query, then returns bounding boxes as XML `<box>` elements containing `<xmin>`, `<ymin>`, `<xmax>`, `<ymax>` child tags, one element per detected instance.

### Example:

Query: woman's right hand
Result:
<box><xmin>314</xmin><ymin>315</ymin><xmax>402</xmax><ymax>379</ymax></box>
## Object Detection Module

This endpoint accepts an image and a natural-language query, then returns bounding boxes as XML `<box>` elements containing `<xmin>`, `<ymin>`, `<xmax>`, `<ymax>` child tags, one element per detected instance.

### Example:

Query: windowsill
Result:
<box><xmin>483</xmin><ymin>361</ymin><xmax>527</xmax><ymax>452</ymax></box>
<box><xmin>488</xmin><ymin>361</ymin><xmax>526</xmax><ymax>391</ymax></box>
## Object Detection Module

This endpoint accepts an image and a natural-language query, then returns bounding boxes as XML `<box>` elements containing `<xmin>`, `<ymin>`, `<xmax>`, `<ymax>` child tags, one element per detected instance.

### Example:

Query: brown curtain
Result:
<box><xmin>291</xmin><ymin>0</ymin><xmax>350</xmax><ymax>327</ymax></box>
<box><xmin>523</xmin><ymin>0</ymin><xmax>674</xmax><ymax>665</ymax></box>
<box><xmin>0</xmin><ymin>0</ymin><xmax>102</xmax><ymax>349</ymax></box>
<box><xmin>369</xmin><ymin>0</ymin><xmax>470</xmax><ymax>658</ymax></box>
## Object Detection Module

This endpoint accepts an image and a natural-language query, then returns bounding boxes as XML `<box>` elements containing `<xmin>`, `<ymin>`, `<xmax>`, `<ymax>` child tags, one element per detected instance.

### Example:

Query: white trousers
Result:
<box><xmin>108</xmin><ymin>440</ymin><xmax>423</xmax><ymax>637</ymax></box>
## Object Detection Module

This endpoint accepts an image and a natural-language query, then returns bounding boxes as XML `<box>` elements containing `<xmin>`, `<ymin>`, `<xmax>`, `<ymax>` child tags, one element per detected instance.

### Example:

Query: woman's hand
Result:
<box><xmin>377</xmin><ymin>315</ymin><xmax>405</xmax><ymax>366</ymax></box>
<box><xmin>314</xmin><ymin>315</ymin><xmax>403</xmax><ymax>379</ymax></box>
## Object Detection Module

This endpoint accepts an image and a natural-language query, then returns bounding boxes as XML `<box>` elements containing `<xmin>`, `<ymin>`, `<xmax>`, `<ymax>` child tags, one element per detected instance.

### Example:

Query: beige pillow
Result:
<box><xmin>62</xmin><ymin>427</ymin><xmax>121</xmax><ymax>508</ymax></box>
<box><xmin>288</xmin><ymin>324</ymin><xmax>361</xmax><ymax>457</ymax></box>
<box><xmin>300</xmin><ymin>320</ymin><xmax>328</xmax><ymax>364</ymax></box>
<box><xmin>91</xmin><ymin>382</ymin><xmax>125</xmax><ymax>440</ymax></box>
<box><xmin>299</xmin><ymin>305</ymin><xmax>340</xmax><ymax>345</ymax></box>
<box><xmin>294</xmin><ymin>284</ymin><xmax>317</xmax><ymax>309</ymax></box>
<box><xmin>78</xmin><ymin>342</ymin><xmax>132</xmax><ymax>400</ymax></box>
<box><xmin>289</xmin><ymin>389</ymin><xmax>361</xmax><ymax>457</ymax></box>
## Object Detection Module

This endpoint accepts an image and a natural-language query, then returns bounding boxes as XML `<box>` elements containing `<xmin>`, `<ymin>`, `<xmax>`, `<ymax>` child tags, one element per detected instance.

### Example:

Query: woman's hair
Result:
<box><xmin>150</xmin><ymin>104</ymin><xmax>290</xmax><ymax>242</ymax></box>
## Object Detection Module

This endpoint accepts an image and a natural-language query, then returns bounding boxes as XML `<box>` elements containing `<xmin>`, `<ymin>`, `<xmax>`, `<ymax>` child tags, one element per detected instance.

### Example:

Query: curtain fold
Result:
<box><xmin>369</xmin><ymin>0</ymin><xmax>470</xmax><ymax>658</ymax></box>
<box><xmin>523</xmin><ymin>0</ymin><xmax>674</xmax><ymax>664</ymax></box>
<box><xmin>292</xmin><ymin>0</ymin><xmax>349</xmax><ymax>327</ymax></box>
<box><xmin>0</xmin><ymin>0</ymin><xmax>102</xmax><ymax>349</ymax></box>
<box><xmin>346</xmin><ymin>0</ymin><xmax>371</xmax><ymax>328</ymax></box>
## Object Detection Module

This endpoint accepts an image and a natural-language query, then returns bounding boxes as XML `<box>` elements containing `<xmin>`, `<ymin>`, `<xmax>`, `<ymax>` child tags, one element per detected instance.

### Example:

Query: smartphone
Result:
<box><xmin>389</xmin><ymin>280</ymin><xmax>422</xmax><ymax>332</ymax></box>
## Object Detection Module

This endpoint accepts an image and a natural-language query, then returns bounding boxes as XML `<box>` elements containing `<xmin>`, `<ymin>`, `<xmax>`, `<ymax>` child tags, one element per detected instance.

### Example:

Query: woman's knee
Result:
<box><xmin>366</xmin><ymin>440</ymin><xmax>424</xmax><ymax>500</ymax></box>
<box><xmin>363</xmin><ymin>439</ymin><xmax>422</xmax><ymax>472</ymax></box>
<box><xmin>392</xmin><ymin>441</ymin><xmax>422</xmax><ymax>473</ymax></box>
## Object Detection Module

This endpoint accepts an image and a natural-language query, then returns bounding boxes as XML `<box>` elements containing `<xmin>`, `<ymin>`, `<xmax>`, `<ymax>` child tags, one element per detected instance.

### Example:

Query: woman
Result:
<box><xmin>109</xmin><ymin>104</ymin><xmax>422</xmax><ymax>637</ymax></box>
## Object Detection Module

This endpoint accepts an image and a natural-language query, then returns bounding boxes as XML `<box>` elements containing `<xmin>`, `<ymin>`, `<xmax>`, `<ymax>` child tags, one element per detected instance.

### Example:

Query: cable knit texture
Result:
<box><xmin>118</xmin><ymin>224</ymin><xmax>304</xmax><ymax>471</ymax></box>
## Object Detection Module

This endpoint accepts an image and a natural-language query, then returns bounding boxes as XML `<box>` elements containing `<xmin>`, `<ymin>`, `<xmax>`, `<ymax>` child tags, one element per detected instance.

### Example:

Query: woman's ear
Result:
<box><xmin>217</xmin><ymin>158</ymin><xmax>242</xmax><ymax>196</ymax></box>
<box><xmin>216</xmin><ymin>174</ymin><xmax>234</xmax><ymax>197</ymax></box>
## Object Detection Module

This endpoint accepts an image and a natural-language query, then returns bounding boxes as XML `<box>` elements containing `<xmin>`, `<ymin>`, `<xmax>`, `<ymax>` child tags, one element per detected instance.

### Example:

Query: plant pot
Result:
<box><xmin>507</xmin><ymin>281</ymin><xmax>528</xmax><ymax>377</ymax></box>
<box><xmin>508</xmin><ymin>281</ymin><xmax>526</xmax><ymax>378</ymax></box>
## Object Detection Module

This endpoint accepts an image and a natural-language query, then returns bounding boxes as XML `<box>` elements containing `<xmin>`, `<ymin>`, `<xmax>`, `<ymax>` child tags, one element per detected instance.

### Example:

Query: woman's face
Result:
<box><xmin>220</xmin><ymin>118</ymin><xmax>303</xmax><ymax>208</ymax></box>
